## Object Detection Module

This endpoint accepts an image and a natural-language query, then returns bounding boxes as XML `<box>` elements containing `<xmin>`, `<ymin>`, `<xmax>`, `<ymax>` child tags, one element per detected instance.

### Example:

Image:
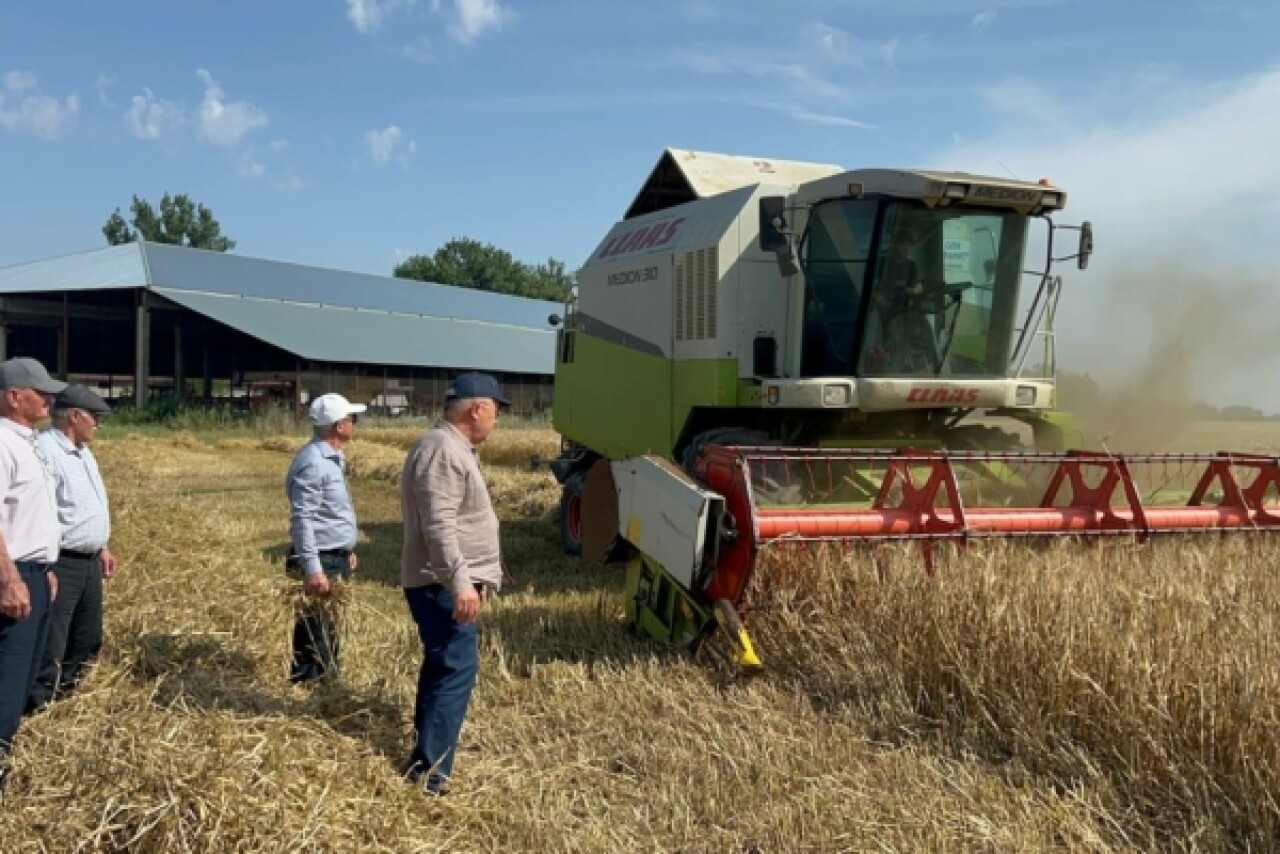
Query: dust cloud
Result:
<box><xmin>1060</xmin><ymin>262</ymin><xmax>1280</xmax><ymax>452</ymax></box>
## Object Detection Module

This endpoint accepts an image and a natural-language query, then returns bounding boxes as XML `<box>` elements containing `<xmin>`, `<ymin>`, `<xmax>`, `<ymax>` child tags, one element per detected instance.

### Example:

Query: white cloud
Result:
<box><xmin>980</xmin><ymin>77</ymin><xmax>1072</xmax><ymax>128</ymax></box>
<box><xmin>125</xmin><ymin>88</ymin><xmax>185</xmax><ymax>141</ymax></box>
<box><xmin>347</xmin><ymin>0</ymin><xmax>411</xmax><ymax>34</ymax></box>
<box><xmin>0</xmin><ymin>71</ymin><xmax>79</xmax><ymax>139</ymax></box>
<box><xmin>94</xmin><ymin>74</ymin><xmax>117</xmax><ymax>106</ymax></box>
<box><xmin>970</xmin><ymin>11</ymin><xmax>998</xmax><ymax>32</ymax></box>
<box><xmin>673</xmin><ymin>49</ymin><xmax>850</xmax><ymax>101</ymax></box>
<box><xmin>195</xmin><ymin>68</ymin><xmax>268</xmax><ymax>148</ymax></box>
<box><xmin>269</xmin><ymin>138</ymin><xmax>289</xmax><ymax>152</ymax></box>
<box><xmin>808</xmin><ymin>22</ymin><xmax>856</xmax><ymax>61</ymax></box>
<box><xmin>4</xmin><ymin>71</ymin><xmax>37</xmax><ymax>92</ymax></box>
<box><xmin>350</xmin><ymin>0</ymin><xmax>509</xmax><ymax>49</ymax></box>
<box><xmin>364</xmin><ymin>124</ymin><xmax>417</xmax><ymax>167</ymax></box>
<box><xmin>881</xmin><ymin>37</ymin><xmax>900</xmax><ymax>72</ymax></box>
<box><xmin>434</xmin><ymin>0</ymin><xmax>513</xmax><ymax>44</ymax></box>
<box><xmin>758</xmin><ymin>102</ymin><xmax>878</xmax><ymax>129</ymax></box>
<box><xmin>238</xmin><ymin>145</ymin><xmax>306</xmax><ymax>190</ymax></box>
<box><xmin>237</xmin><ymin>149</ymin><xmax>266</xmax><ymax>179</ymax></box>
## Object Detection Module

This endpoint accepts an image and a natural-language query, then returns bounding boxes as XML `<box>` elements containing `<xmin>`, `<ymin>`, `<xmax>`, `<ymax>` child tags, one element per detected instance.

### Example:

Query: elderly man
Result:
<box><xmin>400</xmin><ymin>372</ymin><xmax>509</xmax><ymax>795</ymax></box>
<box><xmin>27</xmin><ymin>385</ymin><xmax>117</xmax><ymax>713</ymax></box>
<box><xmin>0</xmin><ymin>358</ymin><xmax>65</xmax><ymax>789</ymax></box>
<box><xmin>284</xmin><ymin>392</ymin><xmax>364</xmax><ymax>685</ymax></box>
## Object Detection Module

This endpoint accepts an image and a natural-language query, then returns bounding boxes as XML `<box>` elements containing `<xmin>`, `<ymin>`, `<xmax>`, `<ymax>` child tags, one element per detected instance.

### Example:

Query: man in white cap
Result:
<box><xmin>283</xmin><ymin>392</ymin><xmax>365</xmax><ymax>684</ymax></box>
<box><xmin>0</xmin><ymin>357</ymin><xmax>65</xmax><ymax>790</ymax></box>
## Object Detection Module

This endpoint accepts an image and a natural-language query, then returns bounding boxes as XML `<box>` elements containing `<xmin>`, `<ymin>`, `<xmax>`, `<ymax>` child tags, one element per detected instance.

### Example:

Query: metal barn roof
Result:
<box><xmin>0</xmin><ymin>243</ymin><xmax>561</xmax><ymax>373</ymax></box>
<box><xmin>156</xmin><ymin>289</ymin><xmax>554</xmax><ymax>373</ymax></box>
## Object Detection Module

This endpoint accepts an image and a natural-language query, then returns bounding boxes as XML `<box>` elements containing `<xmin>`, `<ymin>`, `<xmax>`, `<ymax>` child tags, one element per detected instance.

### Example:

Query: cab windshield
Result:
<box><xmin>801</xmin><ymin>199</ymin><xmax>1028</xmax><ymax>378</ymax></box>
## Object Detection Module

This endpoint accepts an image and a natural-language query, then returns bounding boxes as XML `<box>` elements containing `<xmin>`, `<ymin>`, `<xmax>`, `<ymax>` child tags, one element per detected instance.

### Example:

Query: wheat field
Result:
<box><xmin>0</xmin><ymin>425</ymin><xmax>1276</xmax><ymax>852</ymax></box>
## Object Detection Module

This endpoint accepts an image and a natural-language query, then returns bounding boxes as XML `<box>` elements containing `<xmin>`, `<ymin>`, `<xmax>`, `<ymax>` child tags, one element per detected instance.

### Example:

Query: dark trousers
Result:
<box><xmin>404</xmin><ymin>584</ymin><xmax>479</xmax><ymax>790</ymax></box>
<box><xmin>289</xmin><ymin>554</ymin><xmax>351</xmax><ymax>684</ymax></box>
<box><xmin>28</xmin><ymin>552</ymin><xmax>103</xmax><ymax>712</ymax></box>
<box><xmin>0</xmin><ymin>562</ymin><xmax>52</xmax><ymax>756</ymax></box>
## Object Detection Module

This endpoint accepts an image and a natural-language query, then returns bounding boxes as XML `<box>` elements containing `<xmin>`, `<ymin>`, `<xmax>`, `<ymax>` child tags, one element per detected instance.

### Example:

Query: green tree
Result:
<box><xmin>394</xmin><ymin>237</ymin><xmax>572</xmax><ymax>301</ymax></box>
<box><xmin>103</xmin><ymin>193</ymin><xmax>236</xmax><ymax>251</ymax></box>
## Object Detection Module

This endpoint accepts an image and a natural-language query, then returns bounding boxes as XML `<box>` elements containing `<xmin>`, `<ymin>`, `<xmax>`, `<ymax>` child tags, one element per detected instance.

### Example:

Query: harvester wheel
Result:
<box><xmin>558</xmin><ymin>471</ymin><xmax>585</xmax><ymax>556</ymax></box>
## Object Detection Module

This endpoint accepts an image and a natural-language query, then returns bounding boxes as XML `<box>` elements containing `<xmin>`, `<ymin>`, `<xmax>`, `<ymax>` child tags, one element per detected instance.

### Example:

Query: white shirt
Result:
<box><xmin>37</xmin><ymin>427</ymin><xmax>110</xmax><ymax>553</ymax></box>
<box><xmin>0</xmin><ymin>417</ymin><xmax>61</xmax><ymax>564</ymax></box>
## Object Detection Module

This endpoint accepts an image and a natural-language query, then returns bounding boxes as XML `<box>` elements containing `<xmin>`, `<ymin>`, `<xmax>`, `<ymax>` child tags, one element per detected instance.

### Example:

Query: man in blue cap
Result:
<box><xmin>399</xmin><ymin>371</ymin><xmax>509</xmax><ymax>795</ymax></box>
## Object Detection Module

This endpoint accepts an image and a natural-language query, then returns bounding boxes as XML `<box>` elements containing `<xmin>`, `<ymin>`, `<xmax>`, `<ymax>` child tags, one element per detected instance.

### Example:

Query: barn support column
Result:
<box><xmin>173</xmin><ymin>325</ymin><xmax>185</xmax><ymax>400</ymax></box>
<box><xmin>57</xmin><ymin>294</ymin><xmax>69</xmax><ymax>380</ymax></box>
<box><xmin>134</xmin><ymin>292</ymin><xmax>150</xmax><ymax>408</ymax></box>
<box><xmin>201</xmin><ymin>330</ymin><xmax>213</xmax><ymax>399</ymax></box>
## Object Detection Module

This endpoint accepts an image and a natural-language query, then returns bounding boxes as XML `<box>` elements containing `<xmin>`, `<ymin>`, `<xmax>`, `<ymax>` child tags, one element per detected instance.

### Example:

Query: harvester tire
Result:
<box><xmin>559</xmin><ymin>471</ymin><xmax>586</xmax><ymax>556</ymax></box>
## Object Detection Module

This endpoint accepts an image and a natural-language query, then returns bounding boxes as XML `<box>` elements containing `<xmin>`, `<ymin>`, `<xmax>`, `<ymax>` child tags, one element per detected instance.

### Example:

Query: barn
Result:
<box><xmin>0</xmin><ymin>243</ymin><xmax>562</xmax><ymax>415</ymax></box>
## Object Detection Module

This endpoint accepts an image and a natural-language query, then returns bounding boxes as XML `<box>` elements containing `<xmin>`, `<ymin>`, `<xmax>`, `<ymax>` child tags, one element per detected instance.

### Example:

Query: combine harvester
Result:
<box><xmin>548</xmin><ymin>149</ymin><xmax>1280</xmax><ymax>669</ymax></box>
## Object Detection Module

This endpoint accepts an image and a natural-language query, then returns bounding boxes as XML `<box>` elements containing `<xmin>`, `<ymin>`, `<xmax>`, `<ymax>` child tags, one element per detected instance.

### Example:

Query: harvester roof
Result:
<box><xmin>625</xmin><ymin>148</ymin><xmax>842</xmax><ymax>220</ymax></box>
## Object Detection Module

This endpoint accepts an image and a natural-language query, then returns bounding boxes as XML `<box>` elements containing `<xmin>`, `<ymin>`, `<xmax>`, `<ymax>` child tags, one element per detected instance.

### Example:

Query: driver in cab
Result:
<box><xmin>876</xmin><ymin>230</ymin><xmax>925</xmax><ymax>315</ymax></box>
<box><xmin>869</xmin><ymin>229</ymin><xmax>940</xmax><ymax>373</ymax></box>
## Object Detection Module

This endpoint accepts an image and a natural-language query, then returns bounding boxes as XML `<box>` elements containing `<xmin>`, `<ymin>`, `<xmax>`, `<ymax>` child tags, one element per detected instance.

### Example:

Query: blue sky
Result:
<box><xmin>3</xmin><ymin>0</ymin><xmax>1280</xmax><ymax>404</ymax></box>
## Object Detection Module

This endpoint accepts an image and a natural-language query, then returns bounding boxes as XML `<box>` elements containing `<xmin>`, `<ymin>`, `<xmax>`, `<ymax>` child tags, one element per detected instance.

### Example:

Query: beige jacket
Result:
<box><xmin>400</xmin><ymin>420</ymin><xmax>502</xmax><ymax>594</ymax></box>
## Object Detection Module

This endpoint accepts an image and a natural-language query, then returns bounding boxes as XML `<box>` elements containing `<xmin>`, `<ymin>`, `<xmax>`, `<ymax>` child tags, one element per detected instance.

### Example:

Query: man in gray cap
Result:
<box><xmin>28</xmin><ymin>385</ymin><xmax>116</xmax><ymax>712</ymax></box>
<box><xmin>400</xmin><ymin>372</ymin><xmax>509</xmax><ymax>795</ymax></box>
<box><xmin>0</xmin><ymin>357</ymin><xmax>65</xmax><ymax>789</ymax></box>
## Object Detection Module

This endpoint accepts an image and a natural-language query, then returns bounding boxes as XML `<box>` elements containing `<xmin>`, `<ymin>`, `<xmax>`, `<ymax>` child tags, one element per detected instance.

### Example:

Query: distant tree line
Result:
<box><xmin>1057</xmin><ymin>370</ymin><xmax>1280</xmax><ymax>421</ymax></box>
<box><xmin>393</xmin><ymin>237</ymin><xmax>573</xmax><ymax>302</ymax></box>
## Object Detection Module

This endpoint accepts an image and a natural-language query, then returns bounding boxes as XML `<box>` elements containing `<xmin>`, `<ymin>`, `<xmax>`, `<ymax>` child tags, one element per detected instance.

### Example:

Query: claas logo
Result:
<box><xmin>596</xmin><ymin>218</ymin><xmax>686</xmax><ymax>259</ymax></box>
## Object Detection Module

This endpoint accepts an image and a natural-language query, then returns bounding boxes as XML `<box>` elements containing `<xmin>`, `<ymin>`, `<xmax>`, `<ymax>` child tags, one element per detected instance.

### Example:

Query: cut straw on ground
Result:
<box><xmin>0</xmin><ymin>426</ymin><xmax>1275</xmax><ymax>852</ymax></box>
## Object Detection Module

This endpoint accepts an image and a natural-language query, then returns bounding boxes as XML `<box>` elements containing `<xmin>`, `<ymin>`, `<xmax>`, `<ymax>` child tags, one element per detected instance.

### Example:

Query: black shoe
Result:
<box><xmin>401</xmin><ymin>758</ymin><xmax>449</xmax><ymax>795</ymax></box>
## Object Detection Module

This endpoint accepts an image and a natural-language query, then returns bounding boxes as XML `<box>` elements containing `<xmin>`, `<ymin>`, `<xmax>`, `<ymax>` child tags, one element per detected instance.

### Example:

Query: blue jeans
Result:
<box><xmin>404</xmin><ymin>584</ymin><xmax>479</xmax><ymax>790</ymax></box>
<box><xmin>0</xmin><ymin>562</ymin><xmax>53</xmax><ymax>756</ymax></box>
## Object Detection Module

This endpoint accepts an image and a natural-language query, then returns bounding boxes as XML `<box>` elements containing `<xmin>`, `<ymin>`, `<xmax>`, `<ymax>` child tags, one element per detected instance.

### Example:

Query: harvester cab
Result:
<box><xmin>549</xmin><ymin>148</ymin><xmax>1279</xmax><ymax>671</ymax></box>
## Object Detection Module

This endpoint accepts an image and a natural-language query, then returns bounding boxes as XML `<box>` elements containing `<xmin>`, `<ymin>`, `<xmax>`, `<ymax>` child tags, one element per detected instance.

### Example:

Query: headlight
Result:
<box><xmin>1015</xmin><ymin>385</ymin><xmax>1036</xmax><ymax>406</ymax></box>
<box><xmin>766</xmin><ymin>386</ymin><xmax>781</xmax><ymax>406</ymax></box>
<box><xmin>1039</xmin><ymin>191</ymin><xmax>1063</xmax><ymax>210</ymax></box>
<box><xmin>823</xmin><ymin>384</ymin><xmax>852</xmax><ymax>407</ymax></box>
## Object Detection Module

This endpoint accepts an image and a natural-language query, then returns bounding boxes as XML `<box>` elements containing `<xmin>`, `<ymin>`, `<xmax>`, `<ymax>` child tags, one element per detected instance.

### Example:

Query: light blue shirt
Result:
<box><xmin>36</xmin><ymin>427</ymin><xmax>110</xmax><ymax>554</ymax></box>
<box><xmin>285</xmin><ymin>438</ymin><xmax>357</xmax><ymax>577</ymax></box>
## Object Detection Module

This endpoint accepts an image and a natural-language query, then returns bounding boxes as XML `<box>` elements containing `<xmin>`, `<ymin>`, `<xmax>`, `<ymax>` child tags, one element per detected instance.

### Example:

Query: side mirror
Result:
<box><xmin>759</xmin><ymin>196</ymin><xmax>787</xmax><ymax>251</ymax></box>
<box><xmin>1077</xmin><ymin>221</ymin><xmax>1093</xmax><ymax>271</ymax></box>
